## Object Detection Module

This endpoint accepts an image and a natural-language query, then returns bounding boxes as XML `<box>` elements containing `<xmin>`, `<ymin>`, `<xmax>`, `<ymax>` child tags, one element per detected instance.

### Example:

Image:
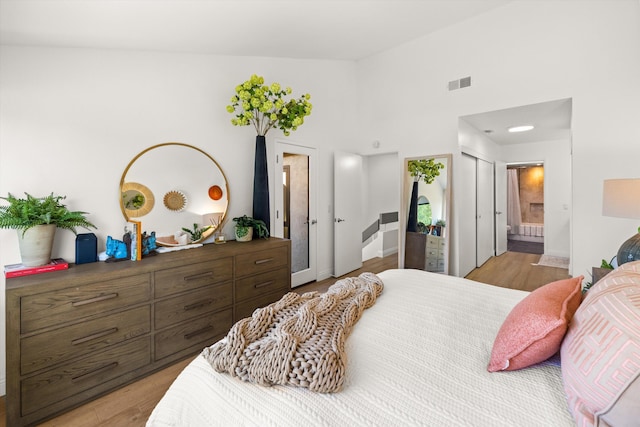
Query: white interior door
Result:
<box><xmin>459</xmin><ymin>153</ymin><xmax>478</xmax><ymax>277</ymax></box>
<box><xmin>495</xmin><ymin>160</ymin><xmax>507</xmax><ymax>255</ymax></box>
<box><xmin>476</xmin><ymin>158</ymin><xmax>494</xmax><ymax>266</ymax></box>
<box><xmin>274</xmin><ymin>142</ymin><xmax>317</xmax><ymax>287</ymax></box>
<box><xmin>334</xmin><ymin>151</ymin><xmax>363</xmax><ymax>277</ymax></box>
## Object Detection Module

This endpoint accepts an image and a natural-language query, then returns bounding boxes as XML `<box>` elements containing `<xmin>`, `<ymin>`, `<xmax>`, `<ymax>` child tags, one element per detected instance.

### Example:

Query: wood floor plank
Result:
<box><xmin>0</xmin><ymin>251</ymin><xmax>572</xmax><ymax>427</ymax></box>
<box><xmin>464</xmin><ymin>251</ymin><xmax>570</xmax><ymax>292</ymax></box>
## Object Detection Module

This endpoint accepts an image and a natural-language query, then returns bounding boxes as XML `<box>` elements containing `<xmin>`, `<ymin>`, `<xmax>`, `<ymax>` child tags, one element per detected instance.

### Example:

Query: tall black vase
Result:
<box><xmin>407</xmin><ymin>180</ymin><xmax>418</xmax><ymax>232</ymax></box>
<box><xmin>253</xmin><ymin>135</ymin><xmax>270</xmax><ymax>231</ymax></box>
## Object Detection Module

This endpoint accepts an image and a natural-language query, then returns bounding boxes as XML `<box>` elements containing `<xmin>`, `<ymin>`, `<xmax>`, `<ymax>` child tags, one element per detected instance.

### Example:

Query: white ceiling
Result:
<box><xmin>0</xmin><ymin>0</ymin><xmax>570</xmax><ymax>140</ymax></box>
<box><xmin>461</xmin><ymin>98</ymin><xmax>573</xmax><ymax>146</ymax></box>
<box><xmin>0</xmin><ymin>0</ymin><xmax>511</xmax><ymax>60</ymax></box>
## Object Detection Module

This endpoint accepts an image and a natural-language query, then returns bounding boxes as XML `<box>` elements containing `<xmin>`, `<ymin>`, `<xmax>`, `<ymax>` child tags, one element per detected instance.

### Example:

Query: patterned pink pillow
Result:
<box><xmin>560</xmin><ymin>261</ymin><xmax>640</xmax><ymax>426</ymax></box>
<box><xmin>487</xmin><ymin>276</ymin><xmax>583</xmax><ymax>372</ymax></box>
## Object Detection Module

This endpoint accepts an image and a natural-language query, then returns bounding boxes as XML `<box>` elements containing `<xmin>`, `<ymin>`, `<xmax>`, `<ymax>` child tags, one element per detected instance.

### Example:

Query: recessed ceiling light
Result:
<box><xmin>508</xmin><ymin>125</ymin><xmax>534</xmax><ymax>133</ymax></box>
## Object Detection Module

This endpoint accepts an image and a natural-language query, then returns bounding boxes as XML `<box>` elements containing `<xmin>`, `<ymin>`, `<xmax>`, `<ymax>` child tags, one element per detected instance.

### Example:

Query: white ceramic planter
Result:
<box><xmin>17</xmin><ymin>224</ymin><xmax>56</xmax><ymax>266</ymax></box>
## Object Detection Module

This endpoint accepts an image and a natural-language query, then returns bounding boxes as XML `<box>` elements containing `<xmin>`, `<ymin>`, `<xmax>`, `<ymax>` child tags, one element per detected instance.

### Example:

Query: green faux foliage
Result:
<box><xmin>600</xmin><ymin>258</ymin><xmax>614</xmax><ymax>269</ymax></box>
<box><xmin>226</xmin><ymin>74</ymin><xmax>312</xmax><ymax>136</ymax></box>
<box><xmin>0</xmin><ymin>192</ymin><xmax>96</xmax><ymax>236</ymax></box>
<box><xmin>408</xmin><ymin>159</ymin><xmax>445</xmax><ymax>184</ymax></box>
<box><xmin>232</xmin><ymin>215</ymin><xmax>269</xmax><ymax>239</ymax></box>
<box><xmin>181</xmin><ymin>223</ymin><xmax>212</xmax><ymax>242</ymax></box>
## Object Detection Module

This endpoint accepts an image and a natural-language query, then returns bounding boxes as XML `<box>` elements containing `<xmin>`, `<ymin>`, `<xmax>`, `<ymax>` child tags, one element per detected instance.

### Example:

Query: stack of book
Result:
<box><xmin>4</xmin><ymin>258</ymin><xmax>69</xmax><ymax>278</ymax></box>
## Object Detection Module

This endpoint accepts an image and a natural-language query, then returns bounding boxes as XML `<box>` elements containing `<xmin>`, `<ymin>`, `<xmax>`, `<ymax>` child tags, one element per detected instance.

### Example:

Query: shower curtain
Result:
<box><xmin>507</xmin><ymin>169</ymin><xmax>522</xmax><ymax>235</ymax></box>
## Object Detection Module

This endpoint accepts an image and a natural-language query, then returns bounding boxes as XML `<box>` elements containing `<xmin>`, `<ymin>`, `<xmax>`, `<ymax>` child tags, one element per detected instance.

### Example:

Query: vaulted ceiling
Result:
<box><xmin>0</xmin><ymin>0</ymin><xmax>511</xmax><ymax>60</ymax></box>
<box><xmin>1</xmin><ymin>0</ymin><xmax>570</xmax><ymax>140</ymax></box>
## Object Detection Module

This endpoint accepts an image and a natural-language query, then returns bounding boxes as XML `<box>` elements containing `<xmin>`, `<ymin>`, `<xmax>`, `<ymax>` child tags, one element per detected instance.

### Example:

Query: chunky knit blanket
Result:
<box><xmin>203</xmin><ymin>272</ymin><xmax>383</xmax><ymax>393</ymax></box>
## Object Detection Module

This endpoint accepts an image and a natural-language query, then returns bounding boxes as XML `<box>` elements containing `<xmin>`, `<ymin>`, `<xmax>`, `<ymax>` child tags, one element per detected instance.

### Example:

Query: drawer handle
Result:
<box><xmin>254</xmin><ymin>280</ymin><xmax>274</xmax><ymax>289</ymax></box>
<box><xmin>254</xmin><ymin>258</ymin><xmax>273</xmax><ymax>265</ymax></box>
<box><xmin>183</xmin><ymin>299</ymin><xmax>213</xmax><ymax>311</ymax></box>
<box><xmin>71</xmin><ymin>362</ymin><xmax>118</xmax><ymax>383</ymax></box>
<box><xmin>71</xmin><ymin>293</ymin><xmax>119</xmax><ymax>307</ymax></box>
<box><xmin>71</xmin><ymin>327</ymin><xmax>119</xmax><ymax>346</ymax></box>
<box><xmin>183</xmin><ymin>272</ymin><xmax>214</xmax><ymax>281</ymax></box>
<box><xmin>184</xmin><ymin>325</ymin><xmax>214</xmax><ymax>340</ymax></box>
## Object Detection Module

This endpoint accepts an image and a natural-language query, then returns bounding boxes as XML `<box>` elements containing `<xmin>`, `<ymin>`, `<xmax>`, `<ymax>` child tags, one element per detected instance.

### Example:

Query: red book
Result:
<box><xmin>4</xmin><ymin>258</ymin><xmax>69</xmax><ymax>278</ymax></box>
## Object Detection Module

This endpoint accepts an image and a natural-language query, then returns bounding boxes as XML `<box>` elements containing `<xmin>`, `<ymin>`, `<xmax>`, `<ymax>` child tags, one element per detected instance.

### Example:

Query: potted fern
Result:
<box><xmin>0</xmin><ymin>193</ymin><xmax>96</xmax><ymax>266</ymax></box>
<box><xmin>232</xmin><ymin>215</ymin><xmax>269</xmax><ymax>242</ymax></box>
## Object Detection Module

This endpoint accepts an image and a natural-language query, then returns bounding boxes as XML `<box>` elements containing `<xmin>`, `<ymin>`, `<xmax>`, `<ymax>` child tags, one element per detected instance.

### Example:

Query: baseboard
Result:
<box><xmin>544</xmin><ymin>251</ymin><xmax>570</xmax><ymax>259</ymax></box>
<box><xmin>377</xmin><ymin>247</ymin><xmax>398</xmax><ymax>258</ymax></box>
<box><xmin>508</xmin><ymin>235</ymin><xmax>543</xmax><ymax>243</ymax></box>
<box><xmin>317</xmin><ymin>268</ymin><xmax>333</xmax><ymax>281</ymax></box>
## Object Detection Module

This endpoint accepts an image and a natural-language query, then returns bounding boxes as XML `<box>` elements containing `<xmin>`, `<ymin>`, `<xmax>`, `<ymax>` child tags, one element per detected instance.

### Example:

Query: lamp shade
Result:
<box><xmin>602</xmin><ymin>178</ymin><xmax>640</xmax><ymax>219</ymax></box>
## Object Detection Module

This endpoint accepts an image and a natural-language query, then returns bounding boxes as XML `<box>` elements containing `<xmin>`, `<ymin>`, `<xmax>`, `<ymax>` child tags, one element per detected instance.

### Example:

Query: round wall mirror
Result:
<box><xmin>119</xmin><ymin>142</ymin><xmax>230</xmax><ymax>246</ymax></box>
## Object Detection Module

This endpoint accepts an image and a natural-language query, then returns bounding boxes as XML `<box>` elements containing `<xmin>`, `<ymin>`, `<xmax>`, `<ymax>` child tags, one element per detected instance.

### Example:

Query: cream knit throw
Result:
<box><xmin>203</xmin><ymin>272</ymin><xmax>383</xmax><ymax>393</ymax></box>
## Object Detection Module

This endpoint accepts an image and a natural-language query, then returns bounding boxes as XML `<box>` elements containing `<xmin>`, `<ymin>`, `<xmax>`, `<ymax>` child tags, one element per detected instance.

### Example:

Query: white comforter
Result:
<box><xmin>147</xmin><ymin>269</ymin><xmax>575</xmax><ymax>426</ymax></box>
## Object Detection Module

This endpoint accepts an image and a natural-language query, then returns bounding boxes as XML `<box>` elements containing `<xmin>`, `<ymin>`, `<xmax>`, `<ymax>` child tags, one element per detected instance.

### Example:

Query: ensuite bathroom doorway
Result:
<box><xmin>506</xmin><ymin>163</ymin><xmax>545</xmax><ymax>255</ymax></box>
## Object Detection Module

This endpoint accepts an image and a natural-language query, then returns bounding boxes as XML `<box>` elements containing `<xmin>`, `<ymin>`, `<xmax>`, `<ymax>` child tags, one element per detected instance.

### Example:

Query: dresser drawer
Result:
<box><xmin>21</xmin><ymin>274</ymin><xmax>151</xmax><ymax>334</ymax></box>
<box><xmin>235</xmin><ymin>290</ymin><xmax>288</xmax><ymax>321</ymax></box>
<box><xmin>155</xmin><ymin>258</ymin><xmax>233</xmax><ymax>298</ymax></box>
<box><xmin>426</xmin><ymin>248</ymin><xmax>439</xmax><ymax>258</ymax></box>
<box><xmin>21</xmin><ymin>305</ymin><xmax>150</xmax><ymax>375</ymax></box>
<box><xmin>21</xmin><ymin>336</ymin><xmax>150</xmax><ymax>416</ymax></box>
<box><xmin>235</xmin><ymin>266</ymin><xmax>290</xmax><ymax>303</ymax></box>
<box><xmin>235</xmin><ymin>245</ymin><xmax>289</xmax><ymax>278</ymax></box>
<box><xmin>155</xmin><ymin>309</ymin><xmax>232</xmax><ymax>360</ymax></box>
<box><xmin>154</xmin><ymin>282</ymin><xmax>232</xmax><ymax>330</ymax></box>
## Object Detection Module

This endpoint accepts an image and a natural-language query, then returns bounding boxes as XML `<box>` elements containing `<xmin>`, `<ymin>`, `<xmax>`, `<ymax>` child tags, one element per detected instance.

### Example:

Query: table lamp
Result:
<box><xmin>602</xmin><ymin>178</ymin><xmax>640</xmax><ymax>265</ymax></box>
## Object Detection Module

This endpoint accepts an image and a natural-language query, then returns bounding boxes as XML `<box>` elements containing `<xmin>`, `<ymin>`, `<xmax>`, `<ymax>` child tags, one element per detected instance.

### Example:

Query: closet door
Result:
<box><xmin>459</xmin><ymin>154</ymin><xmax>477</xmax><ymax>277</ymax></box>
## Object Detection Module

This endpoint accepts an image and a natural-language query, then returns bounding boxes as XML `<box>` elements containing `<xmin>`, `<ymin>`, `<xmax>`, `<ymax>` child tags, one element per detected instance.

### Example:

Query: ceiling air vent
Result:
<box><xmin>448</xmin><ymin>76</ymin><xmax>471</xmax><ymax>91</ymax></box>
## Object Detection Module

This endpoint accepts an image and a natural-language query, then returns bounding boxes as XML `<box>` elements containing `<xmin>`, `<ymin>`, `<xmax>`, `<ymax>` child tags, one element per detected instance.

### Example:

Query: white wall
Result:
<box><xmin>0</xmin><ymin>46</ymin><xmax>357</xmax><ymax>395</ymax></box>
<box><xmin>362</xmin><ymin>152</ymin><xmax>399</xmax><ymax>228</ymax></box>
<box><xmin>356</xmin><ymin>0</ymin><xmax>640</xmax><ymax>279</ymax></box>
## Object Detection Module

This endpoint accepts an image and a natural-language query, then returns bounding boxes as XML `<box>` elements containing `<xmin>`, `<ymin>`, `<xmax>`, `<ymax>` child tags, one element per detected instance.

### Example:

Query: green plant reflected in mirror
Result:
<box><xmin>122</xmin><ymin>182</ymin><xmax>155</xmax><ymax>218</ymax></box>
<box><xmin>119</xmin><ymin>143</ymin><xmax>230</xmax><ymax>246</ymax></box>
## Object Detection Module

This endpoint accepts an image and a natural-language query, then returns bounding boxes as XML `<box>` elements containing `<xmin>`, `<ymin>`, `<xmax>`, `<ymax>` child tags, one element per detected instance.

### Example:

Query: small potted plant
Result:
<box><xmin>0</xmin><ymin>192</ymin><xmax>96</xmax><ymax>266</ymax></box>
<box><xmin>181</xmin><ymin>223</ymin><xmax>213</xmax><ymax>244</ymax></box>
<box><xmin>232</xmin><ymin>215</ymin><xmax>269</xmax><ymax>242</ymax></box>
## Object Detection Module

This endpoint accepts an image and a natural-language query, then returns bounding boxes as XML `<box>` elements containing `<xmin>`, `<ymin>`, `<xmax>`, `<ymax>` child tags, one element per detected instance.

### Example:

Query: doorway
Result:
<box><xmin>506</xmin><ymin>163</ymin><xmax>545</xmax><ymax>255</ymax></box>
<box><xmin>458</xmin><ymin>98</ymin><xmax>573</xmax><ymax>277</ymax></box>
<box><xmin>274</xmin><ymin>142</ymin><xmax>317</xmax><ymax>287</ymax></box>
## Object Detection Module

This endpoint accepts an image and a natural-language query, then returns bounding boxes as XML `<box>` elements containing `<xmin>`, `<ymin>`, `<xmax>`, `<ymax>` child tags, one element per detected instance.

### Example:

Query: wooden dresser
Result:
<box><xmin>404</xmin><ymin>232</ymin><xmax>445</xmax><ymax>272</ymax></box>
<box><xmin>425</xmin><ymin>234</ymin><xmax>445</xmax><ymax>273</ymax></box>
<box><xmin>5</xmin><ymin>237</ymin><xmax>291</xmax><ymax>426</ymax></box>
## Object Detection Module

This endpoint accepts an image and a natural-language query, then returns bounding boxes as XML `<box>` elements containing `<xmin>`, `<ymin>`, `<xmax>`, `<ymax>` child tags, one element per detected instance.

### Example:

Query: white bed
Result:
<box><xmin>147</xmin><ymin>269</ymin><xmax>575</xmax><ymax>426</ymax></box>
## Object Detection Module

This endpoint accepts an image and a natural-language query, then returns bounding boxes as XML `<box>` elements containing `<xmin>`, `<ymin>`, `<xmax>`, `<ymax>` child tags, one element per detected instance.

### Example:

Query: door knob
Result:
<box><xmin>335</xmin><ymin>218</ymin><xmax>345</xmax><ymax>223</ymax></box>
<box><xmin>495</xmin><ymin>211</ymin><xmax>503</xmax><ymax>215</ymax></box>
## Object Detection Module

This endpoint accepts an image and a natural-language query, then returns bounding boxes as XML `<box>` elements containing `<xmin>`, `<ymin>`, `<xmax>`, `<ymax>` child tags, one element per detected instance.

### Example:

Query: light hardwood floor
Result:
<box><xmin>0</xmin><ymin>251</ymin><xmax>570</xmax><ymax>427</ymax></box>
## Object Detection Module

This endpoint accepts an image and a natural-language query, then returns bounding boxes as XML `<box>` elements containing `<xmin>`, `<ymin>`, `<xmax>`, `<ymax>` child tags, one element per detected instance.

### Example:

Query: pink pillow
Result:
<box><xmin>561</xmin><ymin>261</ymin><xmax>640</xmax><ymax>426</ymax></box>
<box><xmin>487</xmin><ymin>275</ymin><xmax>583</xmax><ymax>372</ymax></box>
